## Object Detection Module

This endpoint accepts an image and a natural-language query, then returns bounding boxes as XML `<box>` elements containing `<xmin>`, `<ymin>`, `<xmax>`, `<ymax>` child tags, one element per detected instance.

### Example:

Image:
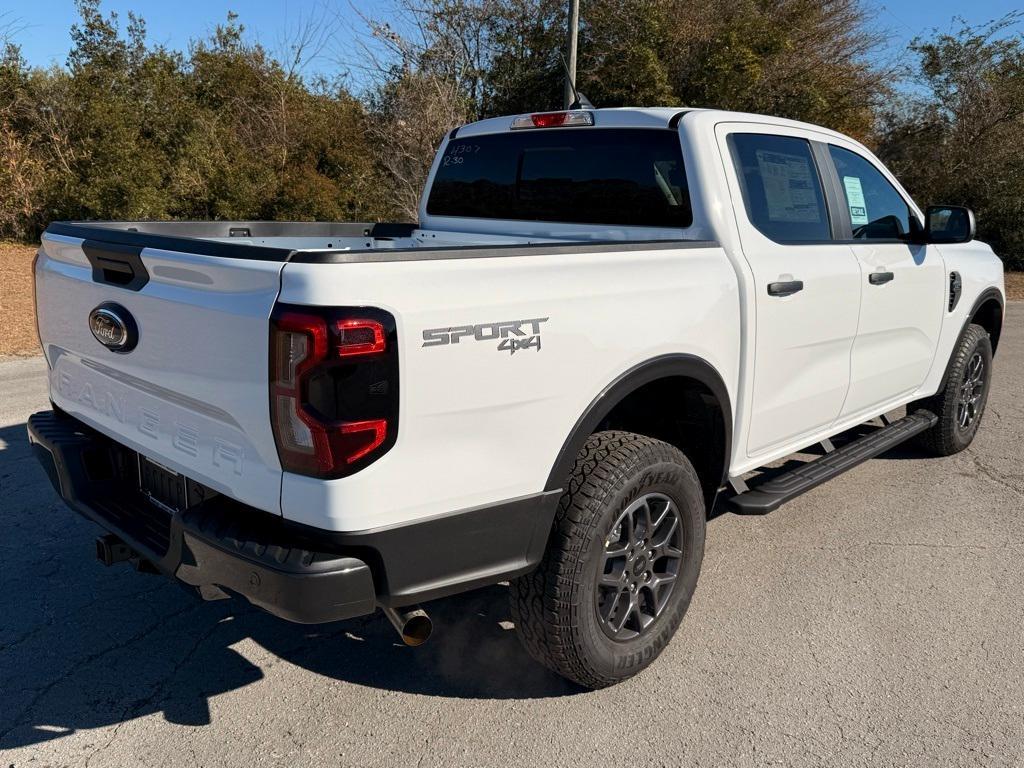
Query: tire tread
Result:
<box><xmin>510</xmin><ymin>430</ymin><xmax>701</xmax><ymax>688</ymax></box>
<box><xmin>913</xmin><ymin>323</ymin><xmax>991</xmax><ymax>456</ymax></box>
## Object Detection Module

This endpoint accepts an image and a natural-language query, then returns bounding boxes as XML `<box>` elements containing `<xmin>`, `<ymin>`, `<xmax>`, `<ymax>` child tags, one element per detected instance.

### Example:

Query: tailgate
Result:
<box><xmin>35</xmin><ymin>232</ymin><xmax>285</xmax><ymax>514</ymax></box>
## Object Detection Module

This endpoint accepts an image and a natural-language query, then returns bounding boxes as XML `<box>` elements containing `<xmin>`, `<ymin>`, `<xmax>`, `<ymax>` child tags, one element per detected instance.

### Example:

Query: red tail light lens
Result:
<box><xmin>531</xmin><ymin>112</ymin><xmax>568</xmax><ymax>128</ymax></box>
<box><xmin>510</xmin><ymin>110</ymin><xmax>595</xmax><ymax>130</ymax></box>
<box><xmin>336</xmin><ymin>319</ymin><xmax>385</xmax><ymax>357</ymax></box>
<box><xmin>270</xmin><ymin>305</ymin><xmax>398</xmax><ymax>478</ymax></box>
<box><xmin>337</xmin><ymin>419</ymin><xmax>388</xmax><ymax>463</ymax></box>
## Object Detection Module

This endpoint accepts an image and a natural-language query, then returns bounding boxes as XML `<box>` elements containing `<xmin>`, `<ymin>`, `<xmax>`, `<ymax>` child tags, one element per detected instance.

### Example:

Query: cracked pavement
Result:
<box><xmin>1</xmin><ymin>306</ymin><xmax>1022</xmax><ymax>768</ymax></box>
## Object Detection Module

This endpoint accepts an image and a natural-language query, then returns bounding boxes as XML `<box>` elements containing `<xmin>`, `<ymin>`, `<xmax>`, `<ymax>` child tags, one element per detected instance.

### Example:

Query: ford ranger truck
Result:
<box><xmin>27</xmin><ymin>108</ymin><xmax>1005</xmax><ymax>688</ymax></box>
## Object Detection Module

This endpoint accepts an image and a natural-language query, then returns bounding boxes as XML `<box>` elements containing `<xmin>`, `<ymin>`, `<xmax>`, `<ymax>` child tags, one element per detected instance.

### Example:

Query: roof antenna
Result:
<box><xmin>559</xmin><ymin>52</ymin><xmax>593</xmax><ymax>110</ymax></box>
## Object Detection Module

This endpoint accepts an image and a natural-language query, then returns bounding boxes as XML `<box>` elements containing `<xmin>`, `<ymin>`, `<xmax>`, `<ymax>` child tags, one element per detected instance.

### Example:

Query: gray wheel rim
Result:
<box><xmin>596</xmin><ymin>493</ymin><xmax>684</xmax><ymax>642</ymax></box>
<box><xmin>957</xmin><ymin>351</ymin><xmax>985</xmax><ymax>430</ymax></box>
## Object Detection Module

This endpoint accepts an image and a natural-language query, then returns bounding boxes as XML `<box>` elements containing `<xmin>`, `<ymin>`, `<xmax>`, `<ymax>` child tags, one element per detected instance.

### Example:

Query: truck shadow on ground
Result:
<box><xmin>0</xmin><ymin>421</ymin><xmax>582</xmax><ymax>751</ymax></box>
<box><xmin>2</xmin><ymin>410</ymin><xmax>945</xmax><ymax>750</ymax></box>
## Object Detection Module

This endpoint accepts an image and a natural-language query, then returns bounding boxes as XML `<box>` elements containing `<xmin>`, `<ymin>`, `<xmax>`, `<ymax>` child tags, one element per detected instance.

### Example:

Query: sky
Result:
<box><xmin>3</xmin><ymin>0</ymin><xmax>1023</xmax><ymax>89</ymax></box>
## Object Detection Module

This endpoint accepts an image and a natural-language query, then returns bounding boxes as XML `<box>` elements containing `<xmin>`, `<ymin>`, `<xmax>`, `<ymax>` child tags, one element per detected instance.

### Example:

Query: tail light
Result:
<box><xmin>270</xmin><ymin>304</ymin><xmax>398</xmax><ymax>478</ymax></box>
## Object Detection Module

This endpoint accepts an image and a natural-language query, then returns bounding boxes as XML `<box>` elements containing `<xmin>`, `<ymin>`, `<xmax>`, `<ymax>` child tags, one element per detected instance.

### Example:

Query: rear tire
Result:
<box><xmin>912</xmin><ymin>323</ymin><xmax>993</xmax><ymax>456</ymax></box>
<box><xmin>510</xmin><ymin>431</ymin><xmax>705</xmax><ymax>689</ymax></box>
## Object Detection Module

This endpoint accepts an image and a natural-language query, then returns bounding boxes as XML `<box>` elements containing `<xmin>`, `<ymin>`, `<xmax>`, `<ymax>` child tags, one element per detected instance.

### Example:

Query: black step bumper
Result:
<box><xmin>27</xmin><ymin>410</ymin><xmax>376</xmax><ymax>624</ymax></box>
<box><xmin>26</xmin><ymin>409</ymin><xmax>560</xmax><ymax>623</ymax></box>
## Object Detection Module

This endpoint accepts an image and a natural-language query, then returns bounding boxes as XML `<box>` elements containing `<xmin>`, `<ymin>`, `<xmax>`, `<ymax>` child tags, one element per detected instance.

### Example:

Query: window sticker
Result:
<box><xmin>843</xmin><ymin>176</ymin><xmax>869</xmax><ymax>226</ymax></box>
<box><xmin>754</xmin><ymin>149</ymin><xmax>821</xmax><ymax>223</ymax></box>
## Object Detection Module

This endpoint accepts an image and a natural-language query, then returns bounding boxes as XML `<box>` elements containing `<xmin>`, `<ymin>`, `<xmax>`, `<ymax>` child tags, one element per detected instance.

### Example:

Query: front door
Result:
<box><xmin>825</xmin><ymin>144</ymin><xmax>945</xmax><ymax>420</ymax></box>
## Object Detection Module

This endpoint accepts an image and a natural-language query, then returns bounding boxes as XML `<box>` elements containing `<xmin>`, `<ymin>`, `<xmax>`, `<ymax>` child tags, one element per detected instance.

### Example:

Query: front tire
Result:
<box><xmin>510</xmin><ymin>431</ymin><xmax>705</xmax><ymax>689</ymax></box>
<box><xmin>913</xmin><ymin>323</ymin><xmax>993</xmax><ymax>456</ymax></box>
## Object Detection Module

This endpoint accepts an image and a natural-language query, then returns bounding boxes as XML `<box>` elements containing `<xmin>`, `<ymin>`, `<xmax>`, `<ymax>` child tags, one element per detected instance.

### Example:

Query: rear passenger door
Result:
<box><xmin>824</xmin><ymin>144</ymin><xmax>945</xmax><ymax>420</ymax></box>
<box><xmin>722</xmin><ymin>129</ymin><xmax>862</xmax><ymax>456</ymax></box>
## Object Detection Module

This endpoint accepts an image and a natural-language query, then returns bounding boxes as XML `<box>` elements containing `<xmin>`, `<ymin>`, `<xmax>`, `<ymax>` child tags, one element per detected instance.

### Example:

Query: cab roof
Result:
<box><xmin>454</xmin><ymin>106</ymin><xmax>856</xmax><ymax>147</ymax></box>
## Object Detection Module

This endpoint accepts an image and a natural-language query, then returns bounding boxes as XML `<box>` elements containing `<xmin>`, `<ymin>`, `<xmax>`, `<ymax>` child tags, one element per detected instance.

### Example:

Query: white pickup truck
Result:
<box><xmin>28</xmin><ymin>107</ymin><xmax>1005</xmax><ymax>688</ymax></box>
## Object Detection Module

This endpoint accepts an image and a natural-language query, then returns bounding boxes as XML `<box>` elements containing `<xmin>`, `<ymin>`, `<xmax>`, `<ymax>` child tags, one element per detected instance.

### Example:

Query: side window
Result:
<box><xmin>828</xmin><ymin>145</ymin><xmax>914</xmax><ymax>240</ymax></box>
<box><xmin>730</xmin><ymin>133</ymin><xmax>831</xmax><ymax>242</ymax></box>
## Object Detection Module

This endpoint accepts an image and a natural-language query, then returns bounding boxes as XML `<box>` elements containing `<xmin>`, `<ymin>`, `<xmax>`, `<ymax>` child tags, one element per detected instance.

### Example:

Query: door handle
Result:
<box><xmin>869</xmin><ymin>271</ymin><xmax>894</xmax><ymax>285</ymax></box>
<box><xmin>767</xmin><ymin>280</ymin><xmax>804</xmax><ymax>297</ymax></box>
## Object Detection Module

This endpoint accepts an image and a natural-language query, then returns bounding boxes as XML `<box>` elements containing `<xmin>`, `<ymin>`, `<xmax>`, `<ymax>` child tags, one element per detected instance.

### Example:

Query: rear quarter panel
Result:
<box><xmin>278</xmin><ymin>245</ymin><xmax>739</xmax><ymax>531</ymax></box>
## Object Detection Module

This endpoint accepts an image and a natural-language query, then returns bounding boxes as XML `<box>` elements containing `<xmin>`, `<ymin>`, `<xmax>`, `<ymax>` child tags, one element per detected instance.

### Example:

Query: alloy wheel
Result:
<box><xmin>957</xmin><ymin>351</ymin><xmax>985</xmax><ymax>430</ymax></box>
<box><xmin>596</xmin><ymin>493</ymin><xmax>684</xmax><ymax>641</ymax></box>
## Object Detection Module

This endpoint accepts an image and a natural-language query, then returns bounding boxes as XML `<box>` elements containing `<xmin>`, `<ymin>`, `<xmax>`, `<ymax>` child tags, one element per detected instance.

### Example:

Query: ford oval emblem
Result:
<box><xmin>89</xmin><ymin>303</ymin><xmax>138</xmax><ymax>353</ymax></box>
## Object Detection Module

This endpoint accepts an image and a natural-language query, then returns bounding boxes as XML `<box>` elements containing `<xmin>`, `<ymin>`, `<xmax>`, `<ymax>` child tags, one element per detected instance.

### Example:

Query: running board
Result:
<box><xmin>728</xmin><ymin>411</ymin><xmax>938</xmax><ymax>515</ymax></box>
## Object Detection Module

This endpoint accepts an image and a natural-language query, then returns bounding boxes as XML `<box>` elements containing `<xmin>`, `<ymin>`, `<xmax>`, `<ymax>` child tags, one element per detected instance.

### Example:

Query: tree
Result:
<box><xmin>355</xmin><ymin>0</ymin><xmax>487</xmax><ymax>219</ymax></box>
<box><xmin>877</xmin><ymin>14</ymin><xmax>1024</xmax><ymax>268</ymax></box>
<box><xmin>0</xmin><ymin>44</ymin><xmax>47</xmax><ymax>239</ymax></box>
<box><xmin>482</xmin><ymin>0</ymin><xmax>891</xmax><ymax>138</ymax></box>
<box><xmin>0</xmin><ymin>0</ymin><xmax>393</xmax><ymax>239</ymax></box>
<box><xmin>663</xmin><ymin>0</ymin><xmax>892</xmax><ymax>141</ymax></box>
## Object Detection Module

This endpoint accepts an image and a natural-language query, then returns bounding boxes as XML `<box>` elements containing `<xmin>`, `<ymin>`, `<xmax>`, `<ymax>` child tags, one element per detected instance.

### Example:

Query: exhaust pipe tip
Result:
<box><xmin>381</xmin><ymin>606</ymin><xmax>433</xmax><ymax>647</ymax></box>
<box><xmin>95</xmin><ymin>534</ymin><xmax>133</xmax><ymax>566</ymax></box>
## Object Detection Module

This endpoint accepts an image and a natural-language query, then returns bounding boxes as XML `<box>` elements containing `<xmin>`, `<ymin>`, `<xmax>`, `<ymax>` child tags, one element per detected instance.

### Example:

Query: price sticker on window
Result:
<box><xmin>843</xmin><ymin>176</ymin><xmax>869</xmax><ymax>226</ymax></box>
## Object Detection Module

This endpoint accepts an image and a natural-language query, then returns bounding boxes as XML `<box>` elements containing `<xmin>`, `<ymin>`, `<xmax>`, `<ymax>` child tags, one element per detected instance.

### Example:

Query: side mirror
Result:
<box><xmin>925</xmin><ymin>205</ymin><xmax>975</xmax><ymax>244</ymax></box>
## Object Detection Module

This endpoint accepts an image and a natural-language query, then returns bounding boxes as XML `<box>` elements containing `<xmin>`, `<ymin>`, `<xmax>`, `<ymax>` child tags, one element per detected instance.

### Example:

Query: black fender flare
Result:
<box><xmin>965</xmin><ymin>286</ymin><xmax>1005</xmax><ymax>352</ymax></box>
<box><xmin>935</xmin><ymin>287</ymin><xmax>1005</xmax><ymax>392</ymax></box>
<box><xmin>543</xmin><ymin>354</ymin><xmax>733</xmax><ymax>493</ymax></box>
<box><xmin>937</xmin><ymin>286</ymin><xmax>1003</xmax><ymax>387</ymax></box>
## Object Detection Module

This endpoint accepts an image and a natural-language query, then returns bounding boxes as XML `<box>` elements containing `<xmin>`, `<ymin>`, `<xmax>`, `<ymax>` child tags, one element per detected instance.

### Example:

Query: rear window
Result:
<box><xmin>729</xmin><ymin>133</ymin><xmax>831</xmax><ymax>242</ymax></box>
<box><xmin>426</xmin><ymin>128</ymin><xmax>692</xmax><ymax>228</ymax></box>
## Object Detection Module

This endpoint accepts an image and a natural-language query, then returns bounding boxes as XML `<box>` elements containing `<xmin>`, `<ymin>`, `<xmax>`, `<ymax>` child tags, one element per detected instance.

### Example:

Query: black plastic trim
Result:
<box><xmin>930</xmin><ymin>287</ymin><xmax>1005</xmax><ymax>394</ymax></box>
<box><xmin>47</xmin><ymin>221</ymin><xmax>419</xmax><ymax>262</ymax></box>
<box><xmin>27</xmin><ymin>409</ymin><xmax>562</xmax><ymax>616</ymax></box>
<box><xmin>668</xmin><ymin>110</ymin><xmax>689</xmax><ymax>129</ymax></box>
<box><xmin>765</xmin><ymin>238</ymin><xmax>915</xmax><ymax>246</ymax></box>
<box><xmin>365</xmin><ymin>222</ymin><xmax>418</xmax><ymax>238</ymax></box>
<box><xmin>288</xmin><ymin>239</ymin><xmax>718</xmax><ymax>264</ymax></box>
<box><xmin>729</xmin><ymin>410</ymin><xmax>938</xmax><ymax>515</ymax></box>
<box><xmin>49</xmin><ymin>222</ymin><xmax>293</xmax><ymax>261</ymax></box>
<box><xmin>810</xmin><ymin>140</ymin><xmax>851</xmax><ymax>240</ymax></box>
<box><xmin>47</xmin><ymin>221</ymin><xmax>716</xmax><ymax>265</ymax></box>
<box><xmin>544</xmin><ymin>354</ymin><xmax>733</xmax><ymax>495</ymax></box>
<box><xmin>965</xmin><ymin>287</ymin><xmax>1005</xmax><ymax>355</ymax></box>
<box><xmin>868</xmin><ymin>271</ymin><xmax>895</xmax><ymax>285</ymax></box>
<box><xmin>285</xmin><ymin>490</ymin><xmax>562</xmax><ymax>606</ymax></box>
<box><xmin>82</xmin><ymin>240</ymin><xmax>149</xmax><ymax>291</ymax></box>
<box><xmin>948</xmin><ymin>271</ymin><xmax>963</xmax><ymax>312</ymax></box>
<box><xmin>26</xmin><ymin>410</ymin><xmax>377</xmax><ymax>623</ymax></box>
<box><xmin>767</xmin><ymin>280</ymin><xmax>804</xmax><ymax>297</ymax></box>
<box><xmin>968</xmin><ymin>286</ymin><xmax>1005</xmax><ymax>316</ymax></box>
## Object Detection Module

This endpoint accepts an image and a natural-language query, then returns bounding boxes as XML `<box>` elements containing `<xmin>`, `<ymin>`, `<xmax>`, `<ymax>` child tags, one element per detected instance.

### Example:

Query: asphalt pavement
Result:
<box><xmin>1</xmin><ymin>307</ymin><xmax>1022</xmax><ymax>767</ymax></box>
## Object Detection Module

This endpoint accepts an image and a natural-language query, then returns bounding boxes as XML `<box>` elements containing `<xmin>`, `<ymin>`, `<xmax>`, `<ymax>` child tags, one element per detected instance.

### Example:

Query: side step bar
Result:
<box><xmin>728</xmin><ymin>410</ymin><xmax>938</xmax><ymax>515</ymax></box>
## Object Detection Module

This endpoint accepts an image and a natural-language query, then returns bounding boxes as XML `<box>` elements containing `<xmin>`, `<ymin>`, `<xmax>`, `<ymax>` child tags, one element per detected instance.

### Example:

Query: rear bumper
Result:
<box><xmin>27</xmin><ymin>409</ymin><xmax>560</xmax><ymax>623</ymax></box>
<box><xmin>27</xmin><ymin>410</ymin><xmax>376</xmax><ymax>624</ymax></box>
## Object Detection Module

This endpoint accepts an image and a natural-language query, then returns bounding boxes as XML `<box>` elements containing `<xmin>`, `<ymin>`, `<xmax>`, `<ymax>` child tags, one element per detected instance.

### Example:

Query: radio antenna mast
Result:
<box><xmin>562</xmin><ymin>0</ymin><xmax>580</xmax><ymax>109</ymax></box>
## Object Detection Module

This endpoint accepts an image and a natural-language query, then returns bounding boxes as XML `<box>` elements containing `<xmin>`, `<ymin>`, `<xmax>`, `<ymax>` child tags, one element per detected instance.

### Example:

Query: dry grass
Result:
<box><xmin>0</xmin><ymin>241</ymin><xmax>40</xmax><ymax>357</ymax></box>
<box><xmin>0</xmin><ymin>238</ymin><xmax>1021</xmax><ymax>360</ymax></box>
<box><xmin>1006</xmin><ymin>271</ymin><xmax>1024</xmax><ymax>301</ymax></box>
